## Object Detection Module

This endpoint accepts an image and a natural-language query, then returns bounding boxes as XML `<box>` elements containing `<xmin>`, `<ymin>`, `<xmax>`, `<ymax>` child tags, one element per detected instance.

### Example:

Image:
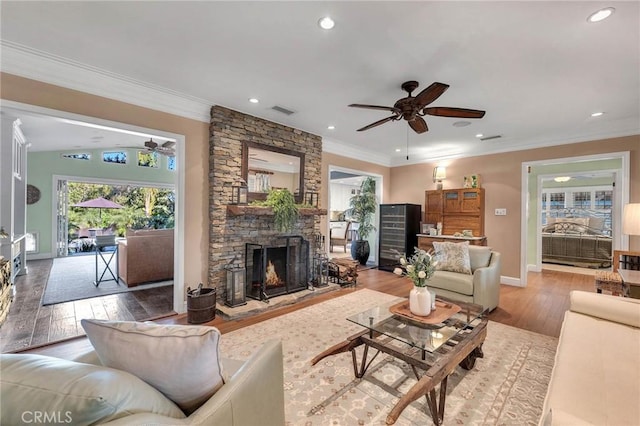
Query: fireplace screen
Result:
<box><xmin>246</xmin><ymin>236</ymin><xmax>309</xmax><ymax>301</ymax></box>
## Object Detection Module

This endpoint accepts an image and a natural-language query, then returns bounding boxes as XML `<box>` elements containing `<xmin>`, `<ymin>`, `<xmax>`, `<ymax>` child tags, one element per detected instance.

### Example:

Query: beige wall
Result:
<box><xmin>390</xmin><ymin>135</ymin><xmax>640</xmax><ymax>279</ymax></box>
<box><xmin>0</xmin><ymin>73</ymin><xmax>210</xmax><ymax>294</ymax></box>
<box><xmin>3</xmin><ymin>72</ymin><xmax>637</xmax><ymax>286</ymax></box>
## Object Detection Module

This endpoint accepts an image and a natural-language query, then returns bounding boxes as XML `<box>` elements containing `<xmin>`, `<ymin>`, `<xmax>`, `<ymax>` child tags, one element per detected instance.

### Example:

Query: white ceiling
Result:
<box><xmin>1</xmin><ymin>1</ymin><xmax>638</xmax><ymax>166</ymax></box>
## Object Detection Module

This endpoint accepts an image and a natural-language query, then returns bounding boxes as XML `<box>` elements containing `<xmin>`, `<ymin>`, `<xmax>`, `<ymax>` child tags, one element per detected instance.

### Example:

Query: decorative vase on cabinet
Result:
<box><xmin>409</xmin><ymin>285</ymin><xmax>432</xmax><ymax>316</ymax></box>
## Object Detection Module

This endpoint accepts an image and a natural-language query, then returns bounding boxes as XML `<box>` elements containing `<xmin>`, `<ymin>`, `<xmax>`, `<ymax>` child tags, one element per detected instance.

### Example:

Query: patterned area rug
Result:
<box><xmin>220</xmin><ymin>289</ymin><xmax>558</xmax><ymax>426</ymax></box>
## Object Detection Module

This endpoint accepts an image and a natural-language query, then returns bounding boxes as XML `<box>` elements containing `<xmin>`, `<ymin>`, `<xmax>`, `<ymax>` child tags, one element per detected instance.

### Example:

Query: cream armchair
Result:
<box><xmin>427</xmin><ymin>245</ymin><xmax>501</xmax><ymax>311</ymax></box>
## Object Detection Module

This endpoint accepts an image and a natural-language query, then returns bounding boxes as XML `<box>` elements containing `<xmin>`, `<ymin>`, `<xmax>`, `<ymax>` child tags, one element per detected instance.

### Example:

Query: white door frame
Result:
<box><xmin>520</xmin><ymin>151</ymin><xmax>630</xmax><ymax>286</ymax></box>
<box><xmin>2</xmin><ymin>100</ymin><xmax>186</xmax><ymax>314</ymax></box>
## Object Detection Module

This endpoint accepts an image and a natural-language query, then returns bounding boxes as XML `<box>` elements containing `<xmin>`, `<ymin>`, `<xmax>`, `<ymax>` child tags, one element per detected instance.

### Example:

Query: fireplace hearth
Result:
<box><xmin>246</xmin><ymin>236</ymin><xmax>309</xmax><ymax>302</ymax></box>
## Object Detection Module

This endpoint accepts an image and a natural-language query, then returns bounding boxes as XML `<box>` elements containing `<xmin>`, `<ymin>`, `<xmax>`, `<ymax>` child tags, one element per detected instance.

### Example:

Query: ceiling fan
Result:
<box><xmin>140</xmin><ymin>139</ymin><xmax>176</xmax><ymax>156</ymax></box>
<box><xmin>349</xmin><ymin>81</ymin><xmax>486</xmax><ymax>134</ymax></box>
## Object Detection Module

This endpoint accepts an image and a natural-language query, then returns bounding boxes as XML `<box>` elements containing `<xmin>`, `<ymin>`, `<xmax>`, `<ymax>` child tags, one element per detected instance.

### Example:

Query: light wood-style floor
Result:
<box><xmin>22</xmin><ymin>266</ymin><xmax>595</xmax><ymax>359</ymax></box>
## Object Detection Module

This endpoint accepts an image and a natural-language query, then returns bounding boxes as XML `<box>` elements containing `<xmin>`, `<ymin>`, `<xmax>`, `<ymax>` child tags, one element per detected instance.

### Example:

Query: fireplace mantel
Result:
<box><xmin>226</xmin><ymin>205</ymin><xmax>327</xmax><ymax>217</ymax></box>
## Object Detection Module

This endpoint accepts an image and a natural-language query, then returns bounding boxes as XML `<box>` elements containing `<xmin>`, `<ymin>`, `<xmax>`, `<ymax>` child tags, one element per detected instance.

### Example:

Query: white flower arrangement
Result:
<box><xmin>393</xmin><ymin>247</ymin><xmax>436</xmax><ymax>287</ymax></box>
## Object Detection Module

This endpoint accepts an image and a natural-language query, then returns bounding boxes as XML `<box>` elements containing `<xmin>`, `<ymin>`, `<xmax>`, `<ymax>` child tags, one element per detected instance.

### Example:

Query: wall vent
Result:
<box><xmin>271</xmin><ymin>105</ymin><xmax>296</xmax><ymax>116</ymax></box>
<box><xmin>480</xmin><ymin>135</ymin><xmax>502</xmax><ymax>141</ymax></box>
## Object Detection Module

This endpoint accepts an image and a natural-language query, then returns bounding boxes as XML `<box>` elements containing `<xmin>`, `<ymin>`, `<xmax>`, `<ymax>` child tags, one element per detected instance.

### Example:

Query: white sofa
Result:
<box><xmin>428</xmin><ymin>245</ymin><xmax>501</xmax><ymax>311</ymax></box>
<box><xmin>539</xmin><ymin>291</ymin><xmax>640</xmax><ymax>425</ymax></box>
<box><xmin>1</xmin><ymin>339</ymin><xmax>285</xmax><ymax>426</ymax></box>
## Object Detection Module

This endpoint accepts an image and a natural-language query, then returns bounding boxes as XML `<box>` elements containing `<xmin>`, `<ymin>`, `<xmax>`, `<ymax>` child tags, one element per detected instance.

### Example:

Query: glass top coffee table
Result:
<box><xmin>311</xmin><ymin>296</ymin><xmax>488</xmax><ymax>425</ymax></box>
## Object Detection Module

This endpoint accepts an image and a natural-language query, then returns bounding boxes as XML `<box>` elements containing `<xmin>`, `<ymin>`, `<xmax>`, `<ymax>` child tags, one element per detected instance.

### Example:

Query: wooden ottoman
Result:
<box><xmin>595</xmin><ymin>271</ymin><xmax>628</xmax><ymax>297</ymax></box>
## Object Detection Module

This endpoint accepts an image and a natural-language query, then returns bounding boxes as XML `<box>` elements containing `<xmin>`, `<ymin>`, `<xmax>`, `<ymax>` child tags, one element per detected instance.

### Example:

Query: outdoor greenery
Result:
<box><xmin>68</xmin><ymin>182</ymin><xmax>174</xmax><ymax>238</ymax></box>
<box><xmin>348</xmin><ymin>176</ymin><xmax>377</xmax><ymax>240</ymax></box>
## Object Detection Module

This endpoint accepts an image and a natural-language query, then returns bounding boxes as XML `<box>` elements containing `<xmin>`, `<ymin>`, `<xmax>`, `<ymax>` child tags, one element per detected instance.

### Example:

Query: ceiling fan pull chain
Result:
<box><xmin>406</xmin><ymin>126</ymin><xmax>409</xmax><ymax>161</ymax></box>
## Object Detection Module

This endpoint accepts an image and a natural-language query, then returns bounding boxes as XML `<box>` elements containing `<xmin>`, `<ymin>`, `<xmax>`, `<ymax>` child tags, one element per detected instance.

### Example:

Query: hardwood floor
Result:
<box><xmin>0</xmin><ymin>259</ymin><xmax>174</xmax><ymax>352</ymax></box>
<box><xmin>21</xmin><ymin>265</ymin><xmax>596</xmax><ymax>359</ymax></box>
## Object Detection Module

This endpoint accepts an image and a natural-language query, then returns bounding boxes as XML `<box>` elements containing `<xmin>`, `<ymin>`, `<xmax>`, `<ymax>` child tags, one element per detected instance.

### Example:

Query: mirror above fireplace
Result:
<box><xmin>242</xmin><ymin>141</ymin><xmax>305</xmax><ymax>203</ymax></box>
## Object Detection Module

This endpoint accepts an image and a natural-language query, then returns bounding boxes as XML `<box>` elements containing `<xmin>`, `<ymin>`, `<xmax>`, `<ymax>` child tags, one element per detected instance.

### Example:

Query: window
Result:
<box><xmin>137</xmin><ymin>151</ymin><xmax>159</xmax><ymax>168</ymax></box>
<box><xmin>62</xmin><ymin>153</ymin><xmax>91</xmax><ymax>160</ymax></box>
<box><xmin>102</xmin><ymin>151</ymin><xmax>127</xmax><ymax>164</ymax></box>
<box><xmin>572</xmin><ymin>192</ymin><xmax>590</xmax><ymax>209</ymax></box>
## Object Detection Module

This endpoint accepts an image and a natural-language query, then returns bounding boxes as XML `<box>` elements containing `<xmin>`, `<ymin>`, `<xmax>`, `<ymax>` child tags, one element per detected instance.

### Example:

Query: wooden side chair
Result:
<box><xmin>330</xmin><ymin>221</ymin><xmax>351</xmax><ymax>253</ymax></box>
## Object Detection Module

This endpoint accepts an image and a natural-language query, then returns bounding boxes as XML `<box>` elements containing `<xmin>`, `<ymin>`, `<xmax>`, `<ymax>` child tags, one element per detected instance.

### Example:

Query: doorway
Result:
<box><xmin>2</xmin><ymin>101</ymin><xmax>186</xmax><ymax>315</ymax></box>
<box><xmin>327</xmin><ymin>166</ymin><xmax>383</xmax><ymax>265</ymax></box>
<box><xmin>521</xmin><ymin>151</ymin><xmax>630</xmax><ymax>286</ymax></box>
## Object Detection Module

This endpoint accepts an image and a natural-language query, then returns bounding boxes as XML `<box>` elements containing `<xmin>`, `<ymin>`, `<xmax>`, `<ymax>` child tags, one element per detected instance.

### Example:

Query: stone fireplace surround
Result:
<box><xmin>208</xmin><ymin>106</ymin><xmax>323</xmax><ymax>303</ymax></box>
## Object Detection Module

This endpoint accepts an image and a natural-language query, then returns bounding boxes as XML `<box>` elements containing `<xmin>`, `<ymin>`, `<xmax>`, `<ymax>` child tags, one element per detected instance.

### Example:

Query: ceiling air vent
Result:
<box><xmin>271</xmin><ymin>105</ymin><xmax>296</xmax><ymax>116</ymax></box>
<box><xmin>480</xmin><ymin>135</ymin><xmax>502</xmax><ymax>141</ymax></box>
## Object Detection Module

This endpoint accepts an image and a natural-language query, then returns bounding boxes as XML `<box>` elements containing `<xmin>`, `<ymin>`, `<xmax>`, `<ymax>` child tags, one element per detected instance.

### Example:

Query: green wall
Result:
<box><xmin>526</xmin><ymin>158</ymin><xmax>621</xmax><ymax>265</ymax></box>
<box><xmin>27</xmin><ymin>149</ymin><xmax>176</xmax><ymax>257</ymax></box>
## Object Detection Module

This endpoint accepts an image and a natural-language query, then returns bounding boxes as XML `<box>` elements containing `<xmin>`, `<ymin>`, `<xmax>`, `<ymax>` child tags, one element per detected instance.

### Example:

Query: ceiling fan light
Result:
<box><xmin>587</xmin><ymin>7</ymin><xmax>615</xmax><ymax>23</ymax></box>
<box><xmin>554</xmin><ymin>176</ymin><xmax>571</xmax><ymax>183</ymax></box>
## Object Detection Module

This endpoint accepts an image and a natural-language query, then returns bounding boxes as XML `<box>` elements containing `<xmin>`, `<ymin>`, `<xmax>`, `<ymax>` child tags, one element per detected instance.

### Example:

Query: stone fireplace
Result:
<box><xmin>208</xmin><ymin>106</ymin><xmax>323</xmax><ymax>303</ymax></box>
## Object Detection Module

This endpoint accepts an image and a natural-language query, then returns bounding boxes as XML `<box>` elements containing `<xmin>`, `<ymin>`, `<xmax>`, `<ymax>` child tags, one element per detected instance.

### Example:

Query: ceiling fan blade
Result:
<box><xmin>408</xmin><ymin>117</ymin><xmax>428</xmax><ymax>134</ymax></box>
<box><xmin>349</xmin><ymin>104</ymin><xmax>400</xmax><ymax>113</ymax></box>
<box><xmin>356</xmin><ymin>115</ymin><xmax>398</xmax><ymax>132</ymax></box>
<box><xmin>414</xmin><ymin>82</ymin><xmax>450</xmax><ymax>108</ymax></box>
<box><xmin>162</xmin><ymin>141</ymin><xmax>176</xmax><ymax>148</ymax></box>
<box><xmin>423</xmin><ymin>107</ymin><xmax>486</xmax><ymax>119</ymax></box>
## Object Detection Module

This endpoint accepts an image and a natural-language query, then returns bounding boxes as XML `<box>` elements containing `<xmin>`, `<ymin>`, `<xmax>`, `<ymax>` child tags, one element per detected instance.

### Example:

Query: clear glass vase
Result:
<box><xmin>409</xmin><ymin>285</ymin><xmax>432</xmax><ymax>316</ymax></box>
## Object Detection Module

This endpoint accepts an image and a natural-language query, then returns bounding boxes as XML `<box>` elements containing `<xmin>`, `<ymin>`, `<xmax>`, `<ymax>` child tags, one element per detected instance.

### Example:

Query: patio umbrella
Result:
<box><xmin>72</xmin><ymin>197</ymin><xmax>124</xmax><ymax>221</ymax></box>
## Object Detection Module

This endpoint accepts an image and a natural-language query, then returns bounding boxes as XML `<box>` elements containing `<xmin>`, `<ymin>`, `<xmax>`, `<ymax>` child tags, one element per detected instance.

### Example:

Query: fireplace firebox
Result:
<box><xmin>246</xmin><ymin>236</ymin><xmax>309</xmax><ymax>301</ymax></box>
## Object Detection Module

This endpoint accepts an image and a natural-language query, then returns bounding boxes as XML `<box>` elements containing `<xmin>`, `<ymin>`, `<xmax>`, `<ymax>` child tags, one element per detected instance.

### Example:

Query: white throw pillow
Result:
<box><xmin>81</xmin><ymin>319</ymin><xmax>225</xmax><ymax>415</ymax></box>
<box><xmin>0</xmin><ymin>354</ymin><xmax>185</xmax><ymax>426</ymax></box>
<box><xmin>433</xmin><ymin>241</ymin><xmax>472</xmax><ymax>275</ymax></box>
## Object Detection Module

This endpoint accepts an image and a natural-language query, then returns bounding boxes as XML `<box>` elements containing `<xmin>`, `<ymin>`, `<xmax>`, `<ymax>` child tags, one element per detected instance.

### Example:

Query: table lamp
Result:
<box><xmin>623</xmin><ymin>203</ymin><xmax>640</xmax><ymax>236</ymax></box>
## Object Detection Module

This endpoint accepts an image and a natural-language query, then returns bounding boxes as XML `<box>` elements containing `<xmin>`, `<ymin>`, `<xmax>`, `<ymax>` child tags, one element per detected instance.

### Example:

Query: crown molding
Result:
<box><xmin>322</xmin><ymin>138</ymin><xmax>392</xmax><ymax>167</ymax></box>
<box><xmin>0</xmin><ymin>41</ymin><xmax>211</xmax><ymax>122</ymax></box>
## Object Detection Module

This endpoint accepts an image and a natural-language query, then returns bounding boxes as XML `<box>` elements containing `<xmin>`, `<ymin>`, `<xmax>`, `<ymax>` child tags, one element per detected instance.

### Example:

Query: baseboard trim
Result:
<box><xmin>527</xmin><ymin>264</ymin><xmax>541</xmax><ymax>272</ymax></box>
<box><xmin>501</xmin><ymin>275</ymin><xmax>523</xmax><ymax>287</ymax></box>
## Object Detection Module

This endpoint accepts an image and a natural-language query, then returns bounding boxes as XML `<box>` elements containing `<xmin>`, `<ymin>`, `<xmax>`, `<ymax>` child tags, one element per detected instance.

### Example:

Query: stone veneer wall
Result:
<box><xmin>208</xmin><ymin>106</ymin><xmax>322</xmax><ymax>299</ymax></box>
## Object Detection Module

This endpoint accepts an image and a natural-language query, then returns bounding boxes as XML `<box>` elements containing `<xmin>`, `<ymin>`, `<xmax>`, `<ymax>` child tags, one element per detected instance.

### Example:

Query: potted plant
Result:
<box><xmin>348</xmin><ymin>176</ymin><xmax>377</xmax><ymax>265</ymax></box>
<box><xmin>263</xmin><ymin>188</ymin><xmax>299</xmax><ymax>232</ymax></box>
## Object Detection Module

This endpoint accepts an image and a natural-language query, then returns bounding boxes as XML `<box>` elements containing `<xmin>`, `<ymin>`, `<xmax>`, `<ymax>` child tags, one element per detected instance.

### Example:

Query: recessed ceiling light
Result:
<box><xmin>318</xmin><ymin>16</ymin><xmax>335</xmax><ymax>30</ymax></box>
<box><xmin>453</xmin><ymin>121</ymin><xmax>471</xmax><ymax>127</ymax></box>
<box><xmin>327</xmin><ymin>125</ymin><xmax>335</xmax><ymax>130</ymax></box>
<box><xmin>591</xmin><ymin>111</ymin><xmax>604</xmax><ymax>117</ymax></box>
<box><xmin>248</xmin><ymin>98</ymin><xmax>259</xmax><ymax>104</ymax></box>
<box><xmin>587</xmin><ymin>7</ymin><xmax>615</xmax><ymax>23</ymax></box>
<box><xmin>475</xmin><ymin>133</ymin><xmax>483</xmax><ymax>138</ymax></box>
<box><xmin>395</xmin><ymin>148</ymin><xmax>401</xmax><ymax>152</ymax></box>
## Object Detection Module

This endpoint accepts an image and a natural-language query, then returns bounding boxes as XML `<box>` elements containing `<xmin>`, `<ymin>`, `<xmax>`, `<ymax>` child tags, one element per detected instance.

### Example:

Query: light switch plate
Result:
<box><xmin>495</xmin><ymin>208</ymin><xmax>507</xmax><ymax>216</ymax></box>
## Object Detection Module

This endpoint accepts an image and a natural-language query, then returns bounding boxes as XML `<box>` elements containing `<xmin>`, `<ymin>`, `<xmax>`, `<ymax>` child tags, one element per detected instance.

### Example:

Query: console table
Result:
<box><xmin>417</xmin><ymin>234</ymin><xmax>487</xmax><ymax>251</ymax></box>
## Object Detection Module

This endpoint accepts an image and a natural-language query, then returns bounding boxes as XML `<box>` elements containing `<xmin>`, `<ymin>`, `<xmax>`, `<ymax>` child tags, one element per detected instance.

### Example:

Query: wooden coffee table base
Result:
<box><xmin>311</xmin><ymin>322</ymin><xmax>487</xmax><ymax>425</ymax></box>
